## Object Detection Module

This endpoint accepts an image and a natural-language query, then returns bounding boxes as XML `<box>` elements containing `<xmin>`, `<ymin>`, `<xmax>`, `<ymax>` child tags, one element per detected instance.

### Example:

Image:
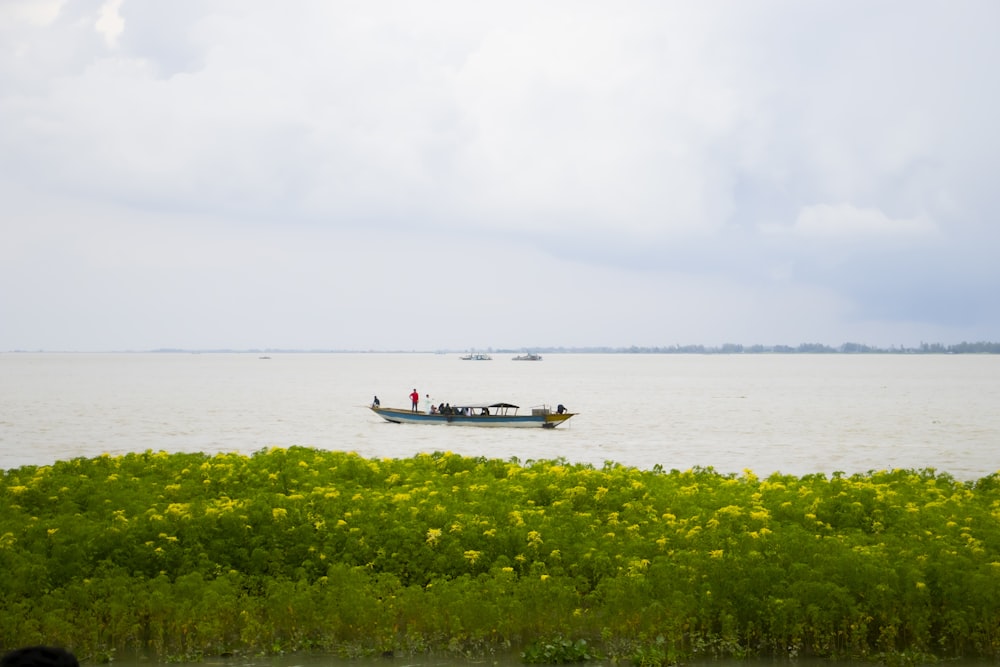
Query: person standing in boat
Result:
<box><xmin>372</xmin><ymin>395</ymin><xmax>380</xmax><ymax>408</ymax></box>
<box><xmin>410</xmin><ymin>388</ymin><xmax>420</xmax><ymax>412</ymax></box>
<box><xmin>425</xmin><ymin>393</ymin><xmax>433</xmax><ymax>414</ymax></box>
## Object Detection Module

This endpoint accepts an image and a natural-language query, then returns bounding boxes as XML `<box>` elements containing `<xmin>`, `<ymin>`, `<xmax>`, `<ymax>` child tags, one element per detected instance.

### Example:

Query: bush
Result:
<box><xmin>2</xmin><ymin>450</ymin><xmax>999</xmax><ymax>662</ymax></box>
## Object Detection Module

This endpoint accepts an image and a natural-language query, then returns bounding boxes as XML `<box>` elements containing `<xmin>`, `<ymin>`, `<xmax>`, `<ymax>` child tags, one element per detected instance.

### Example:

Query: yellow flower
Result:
<box><xmin>426</xmin><ymin>528</ymin><xmax>442</xmax><ymax>545</ymax></box>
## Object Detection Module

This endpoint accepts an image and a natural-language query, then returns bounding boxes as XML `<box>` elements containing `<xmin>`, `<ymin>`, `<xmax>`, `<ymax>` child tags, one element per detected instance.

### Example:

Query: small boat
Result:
<box><xmin>370</xmin><ymin>402</ymin><xmax>574</xmax><ymax>428</ymax></box>
<box><xmin>460</xmin><ymin>353</ymin><xmax>493</xmax><ymax>360</ymax></box>
<box><xmin>512</xmin><ymin>353</ymin><xmax>542</xmax><ymax>361</ymax></box>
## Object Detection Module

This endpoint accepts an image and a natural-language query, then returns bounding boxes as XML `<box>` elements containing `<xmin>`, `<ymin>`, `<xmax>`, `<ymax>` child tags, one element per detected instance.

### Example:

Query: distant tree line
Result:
<box><xmin>125</xmin><ymin>342</ymin><xmax>1000</xmax><ymax>355</ymax></box>
<box><xmin>501</xmin><ymin>341</ymin><xmax>1000</xmax><ymax>354</ymax></box>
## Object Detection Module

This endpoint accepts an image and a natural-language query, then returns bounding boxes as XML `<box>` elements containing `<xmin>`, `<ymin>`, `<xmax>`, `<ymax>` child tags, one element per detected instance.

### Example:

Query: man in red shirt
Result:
<box><xmin>410</xmin><ymin>388</ymin><xmax>420</xmax><ymax>412</ymax></box>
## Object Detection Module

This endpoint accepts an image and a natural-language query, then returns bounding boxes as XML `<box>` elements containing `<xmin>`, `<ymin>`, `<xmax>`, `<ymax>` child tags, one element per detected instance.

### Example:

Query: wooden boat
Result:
<box><xmin>370</xmin><ymin>402</ymin><xmax>574</xmax><ymax>428</ymax></box>
<box><xmin>512</xmin><ymin>353</ymin><xmax>542</xmax><ymax>361</ymax></box>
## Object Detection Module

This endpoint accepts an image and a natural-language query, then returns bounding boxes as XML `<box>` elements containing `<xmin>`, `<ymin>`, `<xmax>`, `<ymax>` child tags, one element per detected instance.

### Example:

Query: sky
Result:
<box><xmin>2</xmin><ymin>1</ymin><xmax>998</xmax><ymax>351</ymax></box>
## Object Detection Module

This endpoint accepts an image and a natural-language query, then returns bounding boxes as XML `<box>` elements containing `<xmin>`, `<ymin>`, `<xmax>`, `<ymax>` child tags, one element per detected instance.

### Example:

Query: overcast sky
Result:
<box><xmin>2</xmin><ymin>1</ymin><xmax>997</xmax><ymax>351</ymax></box>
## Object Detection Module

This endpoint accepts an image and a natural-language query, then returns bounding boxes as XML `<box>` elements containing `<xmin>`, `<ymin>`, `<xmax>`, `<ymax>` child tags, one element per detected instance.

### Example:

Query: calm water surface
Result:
<box><xmin>2</xmin><ymin>352</ymin><xmax>998</xmax><ymax>479</ymax></box>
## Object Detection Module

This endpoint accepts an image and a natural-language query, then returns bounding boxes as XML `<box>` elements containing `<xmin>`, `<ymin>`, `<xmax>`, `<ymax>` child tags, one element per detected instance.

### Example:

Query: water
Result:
<box><xmin>2</xmin><ymin>352</ymin><xmax>998</xmax><ymax>479</ymax></box>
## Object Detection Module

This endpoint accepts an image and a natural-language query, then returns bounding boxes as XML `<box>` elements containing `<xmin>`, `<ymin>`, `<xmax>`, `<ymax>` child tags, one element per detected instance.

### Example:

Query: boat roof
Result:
<box><xmin>375</xmin><ymin>402</ymin><xmax>523</xmax><ymax>410</ymax></box>
<box><xmin>451</xmin><ymin>402</ymin><xmax>519</xmax><ymax>409</ymax></box>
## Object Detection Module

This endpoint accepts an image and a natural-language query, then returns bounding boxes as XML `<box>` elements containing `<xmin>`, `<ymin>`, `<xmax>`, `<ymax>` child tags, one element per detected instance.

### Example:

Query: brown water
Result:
<box><xmin>2</xmin><ymin>352</ymin><xmax>998</xmax><ymax>479</ymax></box>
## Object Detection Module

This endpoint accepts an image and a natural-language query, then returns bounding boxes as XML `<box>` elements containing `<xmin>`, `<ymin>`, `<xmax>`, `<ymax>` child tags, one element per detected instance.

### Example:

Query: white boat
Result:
<box><xmin>512</xmin><ymin>353</ymin><xmax>542</xmax><ymax>361</ymax></box>
<box><xmin>370</xmin><ymin>402</ymin><xmax>574</xmax><ymax>428</ymax></box>
<box><xmin>460</xmin><ymin>353</ymin><xmax>493</xmax><ymax>360</ymax></box>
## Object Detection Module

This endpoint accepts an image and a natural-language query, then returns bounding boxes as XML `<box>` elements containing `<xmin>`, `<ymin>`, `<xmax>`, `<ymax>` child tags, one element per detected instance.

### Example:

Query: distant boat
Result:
<box><xmin>460</xmin><ymin>353</ymin><xmax>493</xmax><ymax>360</ymax></box>
<box><xmin>512</xmin><ymin>353</ymin><xmax>542</xmax><ymax>361</ymax></box>
<box><xmin>370</xmin><ymin>402</ymin><xmax>574</xmax><ymax>428</ymax></box>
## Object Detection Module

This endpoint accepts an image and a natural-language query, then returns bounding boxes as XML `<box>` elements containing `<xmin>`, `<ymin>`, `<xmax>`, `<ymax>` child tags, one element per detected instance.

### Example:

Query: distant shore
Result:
<box><xmin>6</xmin><ymin>341</ymin><xmax>1000</xmax><ymax>354</ymax></box>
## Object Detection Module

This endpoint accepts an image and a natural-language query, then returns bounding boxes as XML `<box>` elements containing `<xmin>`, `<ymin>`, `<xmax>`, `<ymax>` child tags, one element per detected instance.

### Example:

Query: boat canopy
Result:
<box><xmin>433</xmin><ymin>402</ymin><xmax>518</xmax><ymax>409</ymax></box>
<box><xmin>442</xmin><ymin>402</ymin><xmax>521</xmax><ymax>414</ymax></box>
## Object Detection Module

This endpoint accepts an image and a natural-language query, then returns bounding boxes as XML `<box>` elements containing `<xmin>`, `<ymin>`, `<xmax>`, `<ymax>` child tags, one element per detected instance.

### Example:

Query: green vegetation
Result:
<box><xmin>2</xmin><ymin>449</ymin><xmax>1000</xmax><ymax>663</ymax></box>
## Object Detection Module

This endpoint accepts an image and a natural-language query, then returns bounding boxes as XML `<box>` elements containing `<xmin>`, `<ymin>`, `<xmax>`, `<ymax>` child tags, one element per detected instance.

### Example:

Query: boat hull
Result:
<box><xmin>370</xmin><ymin>406</ymin><xmax>573</xmax><ymax>428</ymax></box>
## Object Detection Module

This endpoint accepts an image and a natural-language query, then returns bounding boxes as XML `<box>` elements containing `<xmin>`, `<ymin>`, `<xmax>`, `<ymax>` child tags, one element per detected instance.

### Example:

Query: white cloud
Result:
<box><xmin>0</xmin><ymin>0</ymin><xmax>64</xmax><ymax>27</ymax></box>
<box><xmin>94</xmin><ymin>0</ymin><xmax>124</xmax><ymax>48</ymax></box>
<box><xmin>1</xmin><ymin>1</ymin><xmax>999</xmax><ymax>350</ymax></box>
<box><xmin>764</xmin><ymin>203</ymin><xmax>938</xmax><ymax>239</ymax></box>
